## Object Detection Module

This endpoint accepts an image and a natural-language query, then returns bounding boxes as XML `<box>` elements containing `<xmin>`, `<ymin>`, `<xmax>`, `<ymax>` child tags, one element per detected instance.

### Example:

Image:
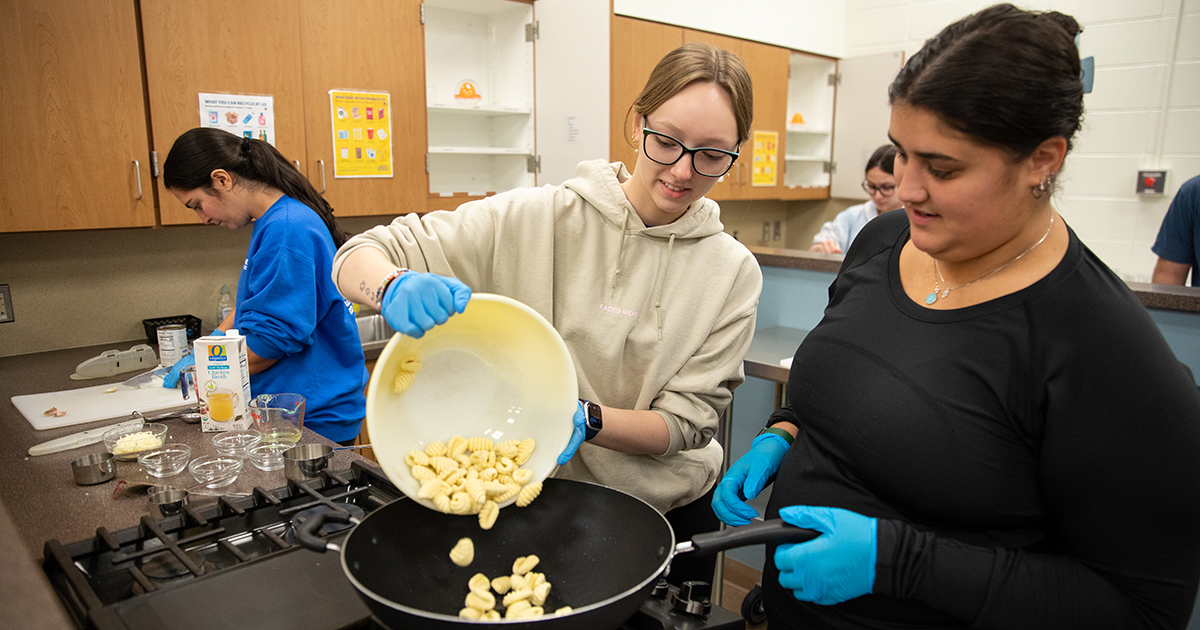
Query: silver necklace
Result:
<box><xmin>926</xmin><ymin>213</ymin><xmax>1055</xmax><ymax>305</ymax></box>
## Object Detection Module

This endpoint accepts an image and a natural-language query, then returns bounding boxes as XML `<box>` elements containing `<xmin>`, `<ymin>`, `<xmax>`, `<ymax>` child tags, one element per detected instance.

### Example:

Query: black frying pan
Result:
<box><xmin>296</xmin><ymin>478</ymin><xmax>816</xmax><ymax>629</ymax></box>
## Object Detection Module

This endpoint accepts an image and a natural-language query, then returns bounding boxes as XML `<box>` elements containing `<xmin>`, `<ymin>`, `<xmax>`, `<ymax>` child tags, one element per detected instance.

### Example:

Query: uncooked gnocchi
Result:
<box><xmin>391</xmin><ymin>356</ymin><xmax>421</xmax><ymax>393</ymax></box>
<box><xmin>408</xmin><ymin>435</ymin><xmax>542</xmax><ymax>530</ymax></box>
<box><xmin>516</xmin><ymin>481</ymin><xmax>543</xmax><ymax>508</ymax></box>
<box><xmin>449</xmin><ymin>537</ymin><xmax>474</xmax><ymax>567</ymax></box>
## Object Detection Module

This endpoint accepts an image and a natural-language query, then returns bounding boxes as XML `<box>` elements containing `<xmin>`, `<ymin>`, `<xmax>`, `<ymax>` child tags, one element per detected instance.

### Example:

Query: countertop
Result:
<box><xmin>747</xmin><ymin>246</ymin><xmax>1200</xmax><ymax>314</ymax></box>
<box><xmin>0</xmin><ymin>342</ymin><xmax>368</xmax><ymax>626</ymax></box>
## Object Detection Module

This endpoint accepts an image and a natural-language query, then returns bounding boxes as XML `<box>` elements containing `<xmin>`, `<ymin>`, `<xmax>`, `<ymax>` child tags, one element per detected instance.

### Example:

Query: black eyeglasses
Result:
<box><xmin>641</xmin><ymin>123</ymin><xmax>739</xmax><ymax>178</ymax></box>
<box><xmin>861</xmin><ymin>181</ymin><xmax>896</xmax><ymax>196</ymax></box>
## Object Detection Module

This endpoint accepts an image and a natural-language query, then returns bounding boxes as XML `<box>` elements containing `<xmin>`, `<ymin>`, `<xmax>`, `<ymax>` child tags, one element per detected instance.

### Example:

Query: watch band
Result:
<box><xmin>581</xmin><ymin>400</ymin><xmax>603</xmax><ymax>441</ymax></box>
<box><xmin>756</xmin><ymin>426</ymin><xmax>795</xmax><ymax>446</ymax></box>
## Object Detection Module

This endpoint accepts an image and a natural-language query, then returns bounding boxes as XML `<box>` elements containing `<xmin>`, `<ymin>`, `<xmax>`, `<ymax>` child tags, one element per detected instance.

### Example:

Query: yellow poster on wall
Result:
<box><xmin>751</xmin><ymin>130</ymin><xmax>779</xmax><ymax>187</ymax></box>
<box><xmin>329</xmin><ymin>90</ymin><xmax>393</xmax><ymax>178</ymax></box>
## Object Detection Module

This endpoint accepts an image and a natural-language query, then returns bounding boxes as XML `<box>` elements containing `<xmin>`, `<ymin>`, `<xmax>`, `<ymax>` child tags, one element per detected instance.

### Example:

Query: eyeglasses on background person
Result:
<box><xmin>642</xmin><ymin>122</ymin><xmax>740</xmax><ymax>178</ymax></box>
<box><xmin>862</xmin><ymin>181</ymin><xmax>896</xmax><ymax>196</ymax></box>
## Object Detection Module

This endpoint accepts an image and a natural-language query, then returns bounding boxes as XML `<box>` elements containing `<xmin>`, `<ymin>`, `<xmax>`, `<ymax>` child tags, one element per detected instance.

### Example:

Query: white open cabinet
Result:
<box><xmin>784</xmin><ymin>52</ymin><xmax>837</xmax><ymax>191</ymax></box>
<box><xmin>829</xmin><ymin>51</ymin><xmax>905</xmax><ymax>199</ymax></box>
<box><xmin>424</xmin><ymin>0</ymin><xmax>535</xmax><ymax>196</ymax></box>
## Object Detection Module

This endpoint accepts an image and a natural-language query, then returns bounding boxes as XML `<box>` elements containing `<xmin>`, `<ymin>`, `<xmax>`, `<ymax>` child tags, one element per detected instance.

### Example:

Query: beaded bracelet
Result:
<box><xmin>756</xmin><ymin>426</ymin><xmax>795</xmax><ymax>446</ymax></box>
<box><xmin>374</xmin><ymin>268</ymin><xmax>408</xmax><ymax>306</ymax></box>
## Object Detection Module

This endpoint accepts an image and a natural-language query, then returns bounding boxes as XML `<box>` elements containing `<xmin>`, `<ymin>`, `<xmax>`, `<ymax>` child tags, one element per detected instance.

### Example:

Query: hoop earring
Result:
<box><xmin>1031</xmin><ymin>172</ymin><xmax>1056</xmax><ymax>199</ymax></box>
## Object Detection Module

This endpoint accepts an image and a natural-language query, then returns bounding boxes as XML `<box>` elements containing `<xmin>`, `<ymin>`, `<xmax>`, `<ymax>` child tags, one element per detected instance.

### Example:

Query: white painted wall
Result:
<box><xmin>845</xmin><ymin>0</ymin><xmax>1200</xmax><ymax>282</ymax></box>
<box><xmin>613</xmin><ymin>0</ymin><xmax>847</xmax><ymax>59</ymax></box>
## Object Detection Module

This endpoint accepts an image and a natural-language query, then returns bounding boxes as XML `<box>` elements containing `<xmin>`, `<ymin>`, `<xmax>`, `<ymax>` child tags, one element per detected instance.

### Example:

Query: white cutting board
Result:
<box><xmin>12</xmin><ymin>384</ymin><xmax>196</xmax><ymax>430</ymax></box>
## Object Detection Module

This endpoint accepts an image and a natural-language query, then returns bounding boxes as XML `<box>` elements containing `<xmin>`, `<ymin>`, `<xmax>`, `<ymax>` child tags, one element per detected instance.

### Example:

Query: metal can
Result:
<box><xmin>157</xmin><ymin>324</ymin><xmax>190</xmax><ymax>368</ymax></box>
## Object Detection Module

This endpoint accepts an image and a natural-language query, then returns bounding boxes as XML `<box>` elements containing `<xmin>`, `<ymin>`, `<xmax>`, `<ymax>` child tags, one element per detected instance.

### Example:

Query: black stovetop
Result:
<box><xmin>42</xmin><ymin>461</ymin><xmax>744</xmax><ymax>630</ymax></box>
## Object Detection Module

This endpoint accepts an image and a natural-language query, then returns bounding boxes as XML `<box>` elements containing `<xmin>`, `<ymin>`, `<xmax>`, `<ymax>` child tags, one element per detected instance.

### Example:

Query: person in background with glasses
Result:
<box><xmin>809</xmin><ymin>144</ymin><xmax>901</xmax><ymax>255</ymax></box>
<box><xmin>331</xmin><ymin>43</ymin><xmax>761</xmax><ymax>587</ymax></box>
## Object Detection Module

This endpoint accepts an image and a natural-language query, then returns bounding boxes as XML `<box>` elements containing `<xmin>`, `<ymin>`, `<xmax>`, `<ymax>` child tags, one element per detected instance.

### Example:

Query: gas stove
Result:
<box><xmin>42</xmin><ymin>461</ymin><xmax>744</xmax><ymax>630</ymax></box>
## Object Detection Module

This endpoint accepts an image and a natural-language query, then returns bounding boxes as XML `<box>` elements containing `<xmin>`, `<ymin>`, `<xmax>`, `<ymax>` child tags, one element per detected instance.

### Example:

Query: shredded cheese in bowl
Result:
<box><xmin>103</xmin><ymin>422</ymin><xmax>169</xmax><ymax>461</ymax></box>
<box><xmin>113</xmin><ymin>431</ymin><xmax>163</xmax><ymax>456</ymax></box>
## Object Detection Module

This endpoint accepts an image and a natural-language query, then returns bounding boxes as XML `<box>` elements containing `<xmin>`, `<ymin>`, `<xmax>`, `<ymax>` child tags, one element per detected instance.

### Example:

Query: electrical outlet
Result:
<box><xmin>0</xmin><ymin>284</ymin><xmax>12</xmax><ymax>323</ymax></box>
<box><xmin>773</xmin><ymin>221</ymin><xmax>782</xmax><ymax>241</ymax></box>
<box><xmin>762</xmin><ymin>222</ymin><xmax>771</xmax><ymax>242</ymax></box>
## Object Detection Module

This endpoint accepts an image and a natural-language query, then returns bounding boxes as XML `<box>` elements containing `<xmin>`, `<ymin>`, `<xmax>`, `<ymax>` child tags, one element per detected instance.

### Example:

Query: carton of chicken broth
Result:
<box><xmin>193</xmin><ymin>330</ymin><xmax>253</xmax><ymax>432</ymax></box>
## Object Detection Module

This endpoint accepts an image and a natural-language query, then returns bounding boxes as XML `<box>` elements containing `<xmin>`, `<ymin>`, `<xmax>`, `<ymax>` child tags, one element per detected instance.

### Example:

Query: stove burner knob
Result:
<box><xmin>671</xmin><ymin>580</ymin><xmax>712</xmax><ymax>617</ymax></box>
<box><xmin>650</xmin><ymin>578</ymin><xmax>670</xmax><ymax>599</ymax></box>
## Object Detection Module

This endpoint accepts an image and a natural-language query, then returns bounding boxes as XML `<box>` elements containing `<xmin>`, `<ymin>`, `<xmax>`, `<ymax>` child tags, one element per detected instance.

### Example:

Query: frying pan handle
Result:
<box><xmin>295</xmin><ymin>511</ymin><xmax>353</xmax><ymax>553</ymax></box>
<box><xmin>686</xmin><ymin>519</ymin><xmax>819</xmax><ymax>556</ymax></box>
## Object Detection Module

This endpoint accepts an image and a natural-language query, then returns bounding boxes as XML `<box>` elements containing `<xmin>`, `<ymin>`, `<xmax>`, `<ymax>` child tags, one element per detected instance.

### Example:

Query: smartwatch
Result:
<box><xmin>581</xmin><ymin>400</ymin><xmax>603</xmax><ymax>441</ymax></box>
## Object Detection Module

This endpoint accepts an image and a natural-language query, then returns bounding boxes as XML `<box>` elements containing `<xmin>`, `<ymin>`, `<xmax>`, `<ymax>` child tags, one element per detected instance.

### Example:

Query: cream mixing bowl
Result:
<box><xmin>365</xmin><ymin>294</ymin><xmax>577</xmax><ymax>511</ymax></box>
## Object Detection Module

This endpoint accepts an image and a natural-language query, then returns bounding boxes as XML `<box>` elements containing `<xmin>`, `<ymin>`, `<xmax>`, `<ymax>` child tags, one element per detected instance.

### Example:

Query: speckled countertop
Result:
<box><xmin>748</xmin><ymin>246</ymin><xmax>1200</xmax><ymax>313</ymax></box>
<box><xmin>0</xmin><ymin>342</ymin><xmax>367</xmax><ymax>626</ymax></box>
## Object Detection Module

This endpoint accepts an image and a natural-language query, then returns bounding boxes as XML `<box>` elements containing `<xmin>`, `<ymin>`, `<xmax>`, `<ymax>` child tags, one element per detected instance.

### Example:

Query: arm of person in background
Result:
<box><xmin>216</xmin><ymin>307</ymin><xmax>277</xmax><ymax>375</ymax></box>
<box><xmin>810</xmin><ymin>219</ymin><xmax>845</xmax><ymax>254</ymax></box>
<box><xmin>1151</xmin><ymin>176</ymin><xmax>1199</xmax><ymax>285</ymax></box>
<box><xmin>1152</xmin><ymin>257</ymin><xmax>1191</xmax><ymax>285</ymax></box>
<box><xmin>810</xmin><ymin>206</ymin><xmax>859</xmax><ymax>254</ymax></box>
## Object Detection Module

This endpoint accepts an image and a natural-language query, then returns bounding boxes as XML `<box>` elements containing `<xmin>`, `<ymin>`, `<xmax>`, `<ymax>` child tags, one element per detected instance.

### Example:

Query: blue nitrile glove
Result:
<box><xmin>712</xmin><ymin>432</ymin><xmax>790</xmax><ymax>526</ymax></box>
<box><xmin>162</xmin><ymin>328</ymin><xmax>223</xmax><ymax>388</ymax></box>
<box><xmin>162</xmin><ymin>354</ymin><xmax>194</xmax><ymax>388</ymax></box>
<box><xmin>380</xmin><ymin>272</ymin><xmax>471</xmax><ymax>339</ymax></box>
<box><xmin>775</xmin><ymin>505</ymin><xmax>877</xmax><ymax>606</ymax></box>
<box><xmin>557</xmin><ymin>402</ymin><xmax>587</xmax><ymax>465</ymax></box>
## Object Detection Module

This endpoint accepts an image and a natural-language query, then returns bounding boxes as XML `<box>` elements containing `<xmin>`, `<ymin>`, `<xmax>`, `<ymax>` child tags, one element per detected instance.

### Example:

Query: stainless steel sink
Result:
<box><xmin>355</xmin><ymin>314</ymin><xmax>394</xmax><ymax>346</ymax></box>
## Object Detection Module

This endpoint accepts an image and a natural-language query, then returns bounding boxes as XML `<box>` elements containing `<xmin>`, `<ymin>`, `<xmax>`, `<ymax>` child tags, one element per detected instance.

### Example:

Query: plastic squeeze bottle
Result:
<box><xmin>217</xmin><ymin>285</ymin><xmax>234</xmax><ymax>324</ymax></box>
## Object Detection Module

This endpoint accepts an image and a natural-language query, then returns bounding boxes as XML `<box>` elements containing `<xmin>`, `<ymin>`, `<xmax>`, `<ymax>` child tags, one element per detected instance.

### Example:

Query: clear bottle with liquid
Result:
<box><xmin>217</xmin><ymin>284</ymin><xmax>234</xmax><ymax>325</ymax></box>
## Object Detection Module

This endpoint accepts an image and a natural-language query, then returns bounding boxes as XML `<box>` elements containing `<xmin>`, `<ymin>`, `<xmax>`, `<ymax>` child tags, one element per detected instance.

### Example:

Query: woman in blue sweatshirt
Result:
<box><xmin>162</xmin><ymin>128</ymin><xmax>367</xmax><ymax>444</ymax></box>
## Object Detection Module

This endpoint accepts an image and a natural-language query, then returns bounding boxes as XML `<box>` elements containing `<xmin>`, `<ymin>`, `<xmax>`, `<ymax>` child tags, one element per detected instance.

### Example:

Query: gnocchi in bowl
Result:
<box><xmin>366</xmin><ymin>294</ymin><xmax>578</xmax><ymax>511</ymax></box>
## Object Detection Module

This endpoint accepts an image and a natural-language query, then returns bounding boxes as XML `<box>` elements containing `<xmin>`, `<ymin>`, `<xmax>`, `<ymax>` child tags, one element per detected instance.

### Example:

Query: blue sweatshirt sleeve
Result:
<box><xmin>237</xmin><ymin>238</ymin><xmax>323</xmax><ymax>361</ymax></box>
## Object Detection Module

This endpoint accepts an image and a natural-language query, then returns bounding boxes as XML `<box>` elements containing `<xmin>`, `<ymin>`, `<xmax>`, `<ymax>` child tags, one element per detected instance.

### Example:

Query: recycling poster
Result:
<box><xmin>198</xmin><ymin>93</ymin><xmax>275</xmax><ymax>145</ymax></box>
<box><xmin>329</xmin><ymin>90</ymin><xmax>394</xmax><ymax>178</ymax></box>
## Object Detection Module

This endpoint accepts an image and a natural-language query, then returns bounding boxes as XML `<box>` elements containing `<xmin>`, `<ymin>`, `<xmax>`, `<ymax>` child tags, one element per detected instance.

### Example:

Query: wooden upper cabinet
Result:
<box><xmin>299</xmin><ymin>0</ymin><xmax>426</xmax><ymax>217</ymax></box>
<box><xmin>0</xmin><ymin>0</ymin><xmax>155</xmax><ymax>232</ymax></box>
<box><xmin>683</xmin><ymin>29</ymin><xmax>789</xmax><ymax>201</ymax></box>
<box><xmin>140</xmin><ymin>0</ymin><xmax>307</xmax><ymax>226</ymax></box>
<box><xmin>609</xmin><ymin>16</ymin><xmax>683</xmax><ymax>172</ymax></box>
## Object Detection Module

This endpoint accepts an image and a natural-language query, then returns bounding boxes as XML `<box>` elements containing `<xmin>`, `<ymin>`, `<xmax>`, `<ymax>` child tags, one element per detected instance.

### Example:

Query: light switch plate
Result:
<box><xmin>0</xmin><ymin>284</ymin><xmax>11</xmax><ymax>323</ymax></box>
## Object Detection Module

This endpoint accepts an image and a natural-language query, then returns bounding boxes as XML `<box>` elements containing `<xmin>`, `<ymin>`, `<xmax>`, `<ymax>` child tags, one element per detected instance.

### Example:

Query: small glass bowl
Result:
<box><xmin>188</xmin><ymin>455</ymin><xmax>244</xmax><ymax>488</ymax></box>
<box><xmin>212</xmin><ymin>430</ymin><xmax>262</xmax><ymax>457</ymax></box>
<box><xmin>247</xmin><ymin>442</ymin><xmax>292</xmax><ymax>471</ymax></box>
<box><xmin>103</xmin><ymin>422</ymin><xmax>169</xmax><ymax>462</ymax></box>
<box><xmin>137</xmin><ymin>443</ymin><xmax>191</xmax><ymax>478</ymax></box>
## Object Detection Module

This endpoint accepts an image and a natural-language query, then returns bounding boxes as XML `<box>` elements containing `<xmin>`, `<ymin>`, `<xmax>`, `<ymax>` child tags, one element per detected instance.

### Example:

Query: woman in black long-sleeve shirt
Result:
<box><xmin>713</xmin><ymin>4</ymin><xmax>1200</xmax><ymax>629</ymax></box>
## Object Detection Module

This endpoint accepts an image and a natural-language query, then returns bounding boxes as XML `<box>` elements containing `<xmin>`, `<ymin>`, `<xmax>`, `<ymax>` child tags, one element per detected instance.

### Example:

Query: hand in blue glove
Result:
<box><xmin>556</xmin><ymin>401</ymin><xmax>587</xmax><ymax>465</ymax></box>
<box><xmin>711</xmin><ymin>432</ymin><xmax>790</xmax><ymax>526</ymax></box>
<box><xmin>162</xmin><ymin>329</ymin><xmax>223</xmax><ymax>388</ymax></box>
<box><xmin>775</xmin><ymin>505</ymin><xmax>877</xmax><ymax>606</ymax></box>
<box><xmin>380</xmin><ymin>272</ymin><xmax>471</xmax><ymax>339</ymax></box>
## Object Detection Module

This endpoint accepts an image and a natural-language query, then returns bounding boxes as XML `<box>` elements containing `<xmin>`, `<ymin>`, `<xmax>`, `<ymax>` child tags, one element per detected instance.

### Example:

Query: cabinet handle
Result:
<box><xmin>293</xmin><ymin>160</ymin><xmax>301</xmax><ymax>172</ymax></box>
<box><xmin>317</xmin><ymin>159</ymin><xmax>326</xmax><ymax>193</ymax></box>
<box><xmin>132</xmin><ymin>160</ymin><xmax>143</xmax><ymax>200</ymax></box>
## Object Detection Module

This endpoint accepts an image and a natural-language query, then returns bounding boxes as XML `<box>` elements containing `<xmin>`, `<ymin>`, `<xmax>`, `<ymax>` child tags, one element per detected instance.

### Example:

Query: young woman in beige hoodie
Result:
<box><xmin>332</xmin><ymin>43</ymin><xmax>763</xmax><ymax>585</ymax></box>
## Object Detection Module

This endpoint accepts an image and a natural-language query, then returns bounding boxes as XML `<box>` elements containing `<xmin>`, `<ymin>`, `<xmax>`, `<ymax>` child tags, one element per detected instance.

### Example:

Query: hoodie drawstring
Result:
<box><xmin>610</xmin><ymin>208</ymin><xmax>631</xmax><ymax>298</ymax></box>
<box><xmin>654</xmin><ymin>233</ymin><xmax>676</xmax><ymax>340</ymax></box>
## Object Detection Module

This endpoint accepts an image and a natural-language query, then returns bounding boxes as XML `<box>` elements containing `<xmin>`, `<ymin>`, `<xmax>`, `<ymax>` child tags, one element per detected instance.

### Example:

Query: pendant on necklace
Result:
<box><xmin>925</xmin><ymin>292</ymin><xmax>938</xmax><ymax>305</ymax></box>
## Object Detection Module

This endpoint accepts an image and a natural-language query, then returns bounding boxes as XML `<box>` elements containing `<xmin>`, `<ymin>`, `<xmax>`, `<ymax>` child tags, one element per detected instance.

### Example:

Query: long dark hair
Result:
<box><xmin>889</xmin><ymin>4</ymin><xmax>1084</xmax><ymax>163</ymax></box>
<box><xmin>163</xmin><ymin>128</ymin><xmax>348</xmax><ymax>247</ymax></box>
<box><xmin>866</xmin><ymin>144</ymin><xmax>898</xmax><ymax>175</ymax></box>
